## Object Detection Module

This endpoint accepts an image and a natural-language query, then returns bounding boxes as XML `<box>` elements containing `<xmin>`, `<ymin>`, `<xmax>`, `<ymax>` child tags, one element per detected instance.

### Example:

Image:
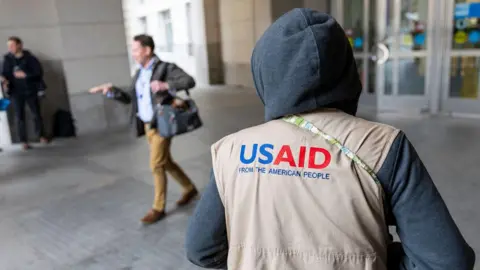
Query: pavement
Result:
<box><xmin>0</xmin><ymin>86</ymin><xmax>479</xmax><ymax>269</ymax></box>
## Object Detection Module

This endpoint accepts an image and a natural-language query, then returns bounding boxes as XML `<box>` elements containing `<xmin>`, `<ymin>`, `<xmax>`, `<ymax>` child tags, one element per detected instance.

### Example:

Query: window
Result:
<box><xmin>138</xmin><ymin>16</ymin><xmax>147</xmax><ymax>33</ymax></box>
<box><xmin>159</xmin><ymin>10</ymin><xmax>173</xmax><ymax>52</ymax></box>
<box><xmin>186</xmin><ymin>3</ymin><xmax>193</xmax><ymax>56</ymax></box>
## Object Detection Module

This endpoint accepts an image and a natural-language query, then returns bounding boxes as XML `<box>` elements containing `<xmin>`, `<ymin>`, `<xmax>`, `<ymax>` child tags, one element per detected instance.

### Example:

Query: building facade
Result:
<box><xmin>127</xmin><ymin>0</ymin><xmax>480</xmax><ymax>117</ymax></box>
<box><xmin>122</xmin><ymin>0</ymin><xmax>330</xmax><ymax>87</ymax></box>
<box><xmin>122</xmin><ymin>0</ymin><xmax>480</xmax><ymax>118</ymax></box>
<box><xmin>122</xmin><ymin>0</ymin><xmax>211</xmax><ymax>85</ymax></box>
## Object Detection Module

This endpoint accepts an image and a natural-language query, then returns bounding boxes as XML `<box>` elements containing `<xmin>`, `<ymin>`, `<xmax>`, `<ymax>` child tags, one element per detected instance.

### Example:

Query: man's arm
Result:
<box><xmin>110</xmin><ymin>86</ymin><xmax>132</xmax><ymax>104</ymax></box>
<box><xmin>89</xmin><ymin>84</ymin><xmax>132</xmax><ymax>104</ymax></box>
<box><xmin>378</xmin><ymin>132</ymin><xmax>475</xmax><ymax>269</ymax></box>
<box><xmin>166</xmin><ymin>63</ymin><xmax>195</xmax><ymax>90</ymax></box>
<box><xmin>2</xmin><ymin>56</ymin><xmax>13</xmax><ymax>81</ymax></box>
<box><xmin>26</xmin><ymin>55</ymin><xmax>43</xmax><ymax>80</ymax></box>
<box><xmin>2</xmin><ymin>57</ymin><xmax>12</xmax><ymax>94</ymax></box>
<box><xmin>185</xmin><ymin>169</ymin><xmax>228</xmax><ymax>269</ymax></box>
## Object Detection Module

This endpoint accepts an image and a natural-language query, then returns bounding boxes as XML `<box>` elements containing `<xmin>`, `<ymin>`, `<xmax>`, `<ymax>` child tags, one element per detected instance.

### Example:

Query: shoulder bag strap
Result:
<box><xmin>284</xmin><ymin>114</ymin><xmax>393</xmax><ymax>226</ymax></box>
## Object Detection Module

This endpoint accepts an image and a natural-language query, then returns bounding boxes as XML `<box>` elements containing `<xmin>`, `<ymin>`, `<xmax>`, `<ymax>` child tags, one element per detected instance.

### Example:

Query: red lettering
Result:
<box><xmin>273</xmin><ymin>145</ymin><xmax>296</xmax><ymax>166</ymax></box>
<box><xmin>308</xmin><ymin>147</ymin><xmax>331</xmax><ymax>169</ymax></box>
<box><xmin>298</xmin><ymin>146</ymin><xmax>306</xmax><ymax>168</ymax></box>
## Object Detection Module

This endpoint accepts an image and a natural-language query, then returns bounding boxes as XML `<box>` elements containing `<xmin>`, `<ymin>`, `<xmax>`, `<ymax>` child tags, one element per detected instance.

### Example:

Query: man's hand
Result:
<box><xmin>89</xmin><ymin>83</ymin><xmax>113</xmax><ymax>95</ymax></box>
<box><xmin>14</xmin><ymin>70</ymin><xmax>26</xmax><ymax>79</ymax></box>
<box><xmin>150</xmin><ymin>81</ymin><xmax>169</xmax><ymax>93</ymax></box>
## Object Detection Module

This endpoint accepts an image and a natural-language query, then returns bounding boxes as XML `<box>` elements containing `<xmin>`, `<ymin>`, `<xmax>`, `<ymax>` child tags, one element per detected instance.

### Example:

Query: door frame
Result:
<box><xmin>439</xmin><ymin>1</ymin><xmax>480</xmax><ymax>116</ymax></box>
<box><xmin>375</xmin><ymin>0</ymin><xmax>437</xmax><ymax>114</ymax></box>
<box><xmin>332</xmin><ymin>0</ymin><xmax>439</xmax><ymax>114</ymax></box>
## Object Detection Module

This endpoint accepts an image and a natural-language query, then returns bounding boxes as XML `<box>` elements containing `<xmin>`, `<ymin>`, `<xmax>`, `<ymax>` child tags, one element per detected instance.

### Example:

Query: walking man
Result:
<box><xmin>2</xmin><ymin>36</ymin><xmax>48</xmax><ymax>150</ymax></box>
<box><xmin>90</xmin><ymin>34</ymin><xmax>198</xmax><ymax>225</ymax></box>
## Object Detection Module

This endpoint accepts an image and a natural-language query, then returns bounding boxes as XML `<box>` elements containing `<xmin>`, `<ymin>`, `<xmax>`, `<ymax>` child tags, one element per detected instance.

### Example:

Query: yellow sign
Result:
<box><xmin>460</xmin><ymin>57</ymin><xmax>478</xmax><ymax>99</ymax></box>
<box><xmin>402</xmin><ymin>34</ymin><xmax>413</xmax><ymax>46</ymax></box>
<box><xmin>454</xmin><ymin>31</ymin><xmax>468</xmax><ymax>44</ymax></box>
<box><xmin>348</xmin><ymin>37</ymin><xmax>353</xmax><ymax>47</ymax></box>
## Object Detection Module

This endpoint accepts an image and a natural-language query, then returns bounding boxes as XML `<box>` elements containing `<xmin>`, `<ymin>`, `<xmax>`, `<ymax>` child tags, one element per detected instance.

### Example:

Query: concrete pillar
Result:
<box><xmin>202</xmin><ymin>0</ymin><xmax>224</xmax><ymax>85</ymax></box>
<box><xmin>220</xmin><ymin>0</ymin><xmax>271</xmax><ymax>88</ymax></box>
<box><xmin>271</xmin><ymin>0</ymin><xmax>300</xmax><ymax>21</ymax></box>
<box><xmin>303</xmin><ymin>0</ymin><xmax>330</xmax><ymax>12</ymax></box>
<box><xmin>55</xmin><ymin>0</ymin><xmax>131</xmax><ymax>134</ymax></box>
<box><xmin>254</xmin><ymin>0</ymin><xmax>274</xmax><ymax>42</ymax></box>
<box><xmin>190</xmin><ymin>0</ymin><xmax>210</xmax><ymax>86</ymax></box>
<box><xmin>218</xmin><ymin>0</ymin><xmax>330</xmax><ymax>88</ymax></box>
<box><xmin>0</xmin><ymin>0</ymin><xmax>131</xmax><ymax>142</ymax></box>
<box><xmin>190</xmin><ymin>0</ymin><xmax>225</xmax><ymax>86</ymax></box>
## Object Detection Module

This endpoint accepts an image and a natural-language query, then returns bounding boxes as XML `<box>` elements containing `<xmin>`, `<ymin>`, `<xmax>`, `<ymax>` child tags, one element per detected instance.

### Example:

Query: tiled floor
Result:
<box><xmin>0</xmin><ymin>86</ymin><xmax>478</xmax><ymax>269</ymax></box>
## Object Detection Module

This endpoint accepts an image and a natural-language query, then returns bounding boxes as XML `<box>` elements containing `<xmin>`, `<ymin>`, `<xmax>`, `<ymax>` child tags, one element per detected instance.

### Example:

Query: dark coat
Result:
<box><xmin>1</xmin><ymin>50</ymin><xmax>44</xmax><ymax>96</ymax></box>
<box><xmin>111</xmin><ymin>56</ymin><xmax>195</xmax><ymax>137</ymax></box>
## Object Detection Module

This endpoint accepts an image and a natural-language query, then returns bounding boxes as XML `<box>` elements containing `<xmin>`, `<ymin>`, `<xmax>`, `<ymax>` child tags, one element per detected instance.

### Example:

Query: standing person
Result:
<box><xmin>185</xmin><ymin>9</ymin><xmax>475</xmax><ymax>270</ymax></box>
<box><xmin>89</xmin><ymin>34</ymin><xmax>198</xmax><ymax>225</ymax></box>
<box><xmin>2</xmin><ymin>36</ymin><xmax>48</xmax><ymax>150</ymax></box>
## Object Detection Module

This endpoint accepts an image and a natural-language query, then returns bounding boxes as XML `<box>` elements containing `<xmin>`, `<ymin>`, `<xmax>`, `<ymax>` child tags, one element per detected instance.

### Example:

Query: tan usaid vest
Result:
<box><xmin>211</xmin><ymin>110</ymin><xmax>400</xmax><ymax>270</ymax></box>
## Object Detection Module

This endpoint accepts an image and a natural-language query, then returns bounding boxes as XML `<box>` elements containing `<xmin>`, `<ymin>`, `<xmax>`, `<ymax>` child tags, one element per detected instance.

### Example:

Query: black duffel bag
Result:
<box><xmin>155</xmin><ymin>89</ymin><xmax>202</xmax><ymax>138</ymax></box>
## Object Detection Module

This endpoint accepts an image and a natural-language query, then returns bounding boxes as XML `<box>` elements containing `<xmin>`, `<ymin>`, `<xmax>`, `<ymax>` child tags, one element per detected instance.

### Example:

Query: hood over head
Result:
<box><xmin>251</xmin><ymin>8</ymin><xmax>362</xmax><ymax>121</ymax></box>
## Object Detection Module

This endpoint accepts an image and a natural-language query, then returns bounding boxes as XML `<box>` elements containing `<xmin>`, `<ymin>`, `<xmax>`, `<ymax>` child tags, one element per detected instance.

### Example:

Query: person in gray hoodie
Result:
<box><xmin>185</xmin><ymin>8</ymin><xmax>475</xmax><ymax>270</ymax></box>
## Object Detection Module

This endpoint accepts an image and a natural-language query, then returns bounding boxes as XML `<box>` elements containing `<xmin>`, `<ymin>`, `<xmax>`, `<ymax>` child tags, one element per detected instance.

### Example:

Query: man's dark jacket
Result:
<box><xmin>2</xmin><ymin>50</ymin><xmax>44</xmax><ymax>96</ymax></box>
<box><xmin>110</xmin><ymin>56</ymin><xmax>195</xmax><ymax>137</ymax></box>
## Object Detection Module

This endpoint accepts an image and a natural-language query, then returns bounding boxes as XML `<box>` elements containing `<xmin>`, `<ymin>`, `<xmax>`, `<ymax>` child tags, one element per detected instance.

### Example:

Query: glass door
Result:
<box><xmin>333</xmin><ymin>0</ymin><xmax>436</xmax><ymax>114</ymax></box>
<box><xmin>439</xmin><ymin>0</ymin><xmax>480</xmax><ymax>116</ymax></box>
<box><xmin>375</xmin><ymin>0</ymin><xmax>435</xmax><ymax>113</ymax></box>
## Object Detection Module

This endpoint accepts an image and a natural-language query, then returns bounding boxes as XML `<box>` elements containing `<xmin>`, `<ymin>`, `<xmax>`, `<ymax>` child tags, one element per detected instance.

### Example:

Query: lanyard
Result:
<box><xmin>283</xmin><ymin>115</ymin><xmax>380</xmax><ymax>186</ymax></box>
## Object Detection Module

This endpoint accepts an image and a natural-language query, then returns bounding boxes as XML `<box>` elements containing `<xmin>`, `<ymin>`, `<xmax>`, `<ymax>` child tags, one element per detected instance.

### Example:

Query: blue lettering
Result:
<box><xmin>240</xmin><ymin>144</ymin><xmax>258</xmax><ymax>164</ymax></box>
<box><xmin>268</xmin><ymin>168</ymin><xmax>301</xmax><ymax>177</ymax></box>
<box><xmin>303</xmin><ymin>171</ymin><xmax>330</xmax><ymax>180</ymax></box>
<box><xmin>239</xmin><ymin>167</ymin><xmax>254</xmax><ymax>173</ymax></box>
<box><xmin>258</xmin><ymin>144</ymin><xmax>274</xmax><ymax>164</ymax></box>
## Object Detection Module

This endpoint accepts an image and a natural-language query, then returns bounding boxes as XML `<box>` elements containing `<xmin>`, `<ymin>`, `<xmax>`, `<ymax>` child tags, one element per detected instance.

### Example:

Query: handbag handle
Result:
<box><xmin>166</xmin><ymin>89</ymin><xmax>184</xmax><ymax>103</ymax></box>
<box><xmin>167</xmin><ymin>88</ymin><xmax>190</xmax><ymax>97</ymax></box>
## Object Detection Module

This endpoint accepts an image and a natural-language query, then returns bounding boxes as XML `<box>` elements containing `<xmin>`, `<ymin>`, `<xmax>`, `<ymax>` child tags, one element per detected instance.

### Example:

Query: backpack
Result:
<box><xmin>53</xmin><ymin>109</ymin><xmax>76</xmax><ymax>138</ymax></box>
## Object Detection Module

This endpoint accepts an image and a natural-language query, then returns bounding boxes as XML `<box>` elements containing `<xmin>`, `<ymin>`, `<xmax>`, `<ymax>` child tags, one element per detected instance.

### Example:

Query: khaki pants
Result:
<box><xmin>146</xmin><ymin>125</ymin><xmax>195</xmax><ymax>211</ymax></box>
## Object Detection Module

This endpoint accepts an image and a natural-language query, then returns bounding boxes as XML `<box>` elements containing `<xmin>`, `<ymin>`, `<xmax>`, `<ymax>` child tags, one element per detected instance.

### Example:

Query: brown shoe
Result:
<box><xmin>141</xmin><ymin>209</ymin><xmax>165</xmax><ymax>225</ymax></box>
<box><xmin>176</xmin><ymin>188</ymin><xmax>198</xmax><ymax>206</ymax></box>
